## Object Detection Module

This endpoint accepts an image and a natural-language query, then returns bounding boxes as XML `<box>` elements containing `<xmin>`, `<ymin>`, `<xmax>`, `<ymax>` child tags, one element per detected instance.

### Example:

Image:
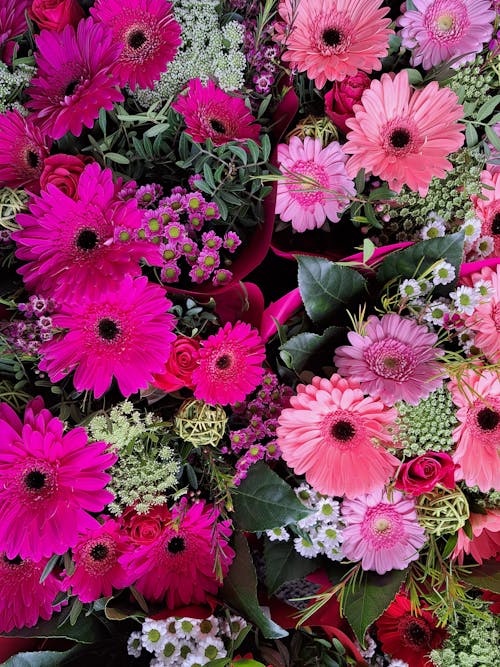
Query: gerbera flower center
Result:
<box><xmin>76</xmin><ymin>229</ymin><xmax>99</xmax><ymax>251</ymax></box>
<box><xmin>90</xmin><ymin>543</ymin><xmax>109</xmax><ymax>561</ymax></box>
<box><xmin>324</xmin><ymin>410</ymin><xmax>361</xmax><ymax>451</ymax></box>
<box><xmin>24</xmin><ymin>470</ymin><xmax>46</xmax><ymax>490</ymax></box>
<box><xmin>331</xmin><ymin>419</ymin><xmax>355</xmax><ymax>441</ymax></box>
<box><xmin>364</xmin><ymin>338</ymin><xmax>418</xmax><ymax>381</ymax></box>
<box><xmin>424</xmin><ymin>0</ymin><xmax>469</xmax><ymax>43</ymax></box>
<box><xmin>382</xmin><ymin>117</ymin><xmax>421</xmax><ymax>158</ymax></box>
<box><xmin>476</xmin><ymin>407</ymin><xmax>500</xmax><ymax>431</ymax></box>
<box><xmin>98</xmin><ymin>318</ymin><xmax>120</xmax><ymax>341</ymax></box>
<box><xmin>3</xmin><ymin>554</ymin><xmax>23</xmax><ymax>566</ymax></box>
<box><xmin>26</xmin><ymin>150</ymin><xmax>40</xmax><ymax>169</ymax></box>
<box><xmin>127</xmin><ymin>29</ymin><xmax>147</xmax><ymax>50</ymax></box>
<box><xmin>399</xmin><ymin>615</ymin><xmax>432</xmax><ymax>649</ymax></box>
<box><xmin>166</xmin><ymin>536</ymin><xmax>186</xmax><ymax>553</ymax></box>
<box><xmin>288</xmin><ymin>160</ymin><xmax>329</xmax><ymax>207</ymax></box>
<box><xmin>390</xmin><ymin>129</ymin><xmax>411</xmax><ymax>149</ymax></box>
<box><xmin>322</xmin><ymin>28</ymin><xmax>342</xmax><ymax>47</ymax></box>
<box><xmin>20</xmin><ymin>461</ymin><xmax>57</xmax><ymax>504</ymax></box>
<box><xmin>209</xmin><ymin>119</ymin><xmax>226</xmax><ymax>134</ymax></box>
<box><xmin>314</xmin><ymin>12</ymin><xmax>352</xmax><ymax>56</ymax></box>
<box><xmin>64</xmin><ymin>79</ymin><xmax>80</xmax><ymax>98</ymax></box>
<box><xmin>361</xmin><ymin>503</ymin><xmax>404</xmax><ymax>548</ymax></box>
<box><xmin>491</xmin><ymin>212</ymin><xmax>500</xmax><ymax>235</ymax></box>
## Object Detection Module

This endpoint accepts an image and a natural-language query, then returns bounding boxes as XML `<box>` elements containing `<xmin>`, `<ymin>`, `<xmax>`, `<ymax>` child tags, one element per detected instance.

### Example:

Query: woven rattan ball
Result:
<box><xmin>174</xmin><ymin>399</ymin><xmax>227</xmax><ymax>447</ymax></box>
<box><xmin>416</xmin><ymin>485</ymin><xmax>469</xmax><ymax>536</ymax></box>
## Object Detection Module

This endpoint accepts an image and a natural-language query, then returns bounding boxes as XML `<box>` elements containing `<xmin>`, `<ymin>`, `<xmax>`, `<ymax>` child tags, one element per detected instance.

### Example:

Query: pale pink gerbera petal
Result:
<box><xmin>39</xmin><ymin>275</ymin><xmax>176</xmax><ymax>399</ymax></box>
<box><xmin>0</xmin><ymin>0</ymin><xmax>29</xmax><ymax>65</ymax></box>
<box><xmin>397</xmin><ymin>0</ymin><xmax>495</xmax><ymax>71</ymax></box>
<box><xmin>26</xmin><ymin>18</ymin><xmax>124</xmax><ymax>140</ymax></box>
<box><xmin>449</xmin><ymin>369</ymin><xmax>500</xmax><ymax>492</ymax></box>
<box><xmin>334</xmin><ymin>313</ymin><xmax>444</xmax><ymax>406</ymax></box>
<box><xmin>90</xmin><ymin>0</ymin><xmax>181</xmax><ymax>91</ymax></box>
<box><xmin>0</xmin><ymin>398</ymin><xmax>116</xmax><ymax>561</ymax></box>
<box><xmin>0</xmin><ymin>110</ymin><xmax>50</xmax><ymax>192</ymax></box>
<box><xmin>344</xmin><ymin>71</ymin><xmax>465</xmax><ymax>196</ymax></box>
<box><xmin>173</xmin><ymin>78</ymin><xmax>261</xmax><ymax>147</ymax></box>
<box><xmin>466</xmin><ymin>265</ymin><xmax>500</xmax><ymax>363</ymax></box>
<box><xmin>275</xmin><ymin>0</ymin><xmax>392</xmax><ymax>89</ymax></box>
<box><xmin>341</xmin><ymin>489</ymin><xmax>427</xmax><ymax>575</ymax></box>
<box><xmin>192</xmin><ymin>321</ymin><xmax>266</xmax><ymax>406</ymax></box>
<box><xmin>472</xmin><ymin>170</ymin><xmax>500</xmax><ymax>259</ymax></box>
<box><xmin>276</xmin><ymin>136</ymin><xmax>355</xmax><ymax>232</ymax></box>
<box><xmin>452</xmin><ymin>509</ymin><xmax>500</xmax><ymax>565</ymax></box>
<box><xmin>276</xmin><ymin>374</ymin><xmax>399</xmax><ymax>498</ymax></box>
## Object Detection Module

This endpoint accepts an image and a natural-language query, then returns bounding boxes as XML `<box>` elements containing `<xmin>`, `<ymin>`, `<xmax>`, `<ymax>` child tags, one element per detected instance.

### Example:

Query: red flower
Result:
<box><xmin>39</xmin><ymin>154</ymin><xmax>89</xmax><ymax>199</ymax></box>
<box><xmin>324</xmin><ymin>72</ymin><xmax>371</xmax><ymax>134</ymax></box>
<box><xmin>395</xmin><ymin>452</ymin><xmax>456</xmax><ymax>496</ymax></box>
<box><xmin>152</xmin><ymin>336</ymin><xmax>200</xmax><ymax>392</ymax></box>
<box><xmin>121</xmin><ymin>505</ymin><xmax>171</xmax><ymax>546</ymax></box>
<box><xmin>29</xmin><ymin>0</ymin><xmax>84</xmax><ymax>32</ymax></box>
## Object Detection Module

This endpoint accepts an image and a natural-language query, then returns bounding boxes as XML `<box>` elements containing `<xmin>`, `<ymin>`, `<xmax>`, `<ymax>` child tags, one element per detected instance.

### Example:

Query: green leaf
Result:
<box><xmin>144</xmin><ymin>123</ymin><xmax>170</xmax><ymax>138</ymax></box>
<box><xmin>461</xmin><ymin>560</ymin><xmax>500</xmax><ymax>594</ymax></box>
<box><xmin>0</xmin><ymin>612</ymin><xmax>109</xmax><ymax>644</ymax></box>
<box><xmin>222</xmin><ymin>532</ymin><xmax>288</xmax><ymax>639</ymax></box>
<box><xmin>228</xmin><ymin>145</ymin><xmax>248</xmax><ymax>164</ymax></box>
<box><xmin>404</xmin><ymin>69</ymin><xmax>423</xmax><ymax>85</ymax></box>
<box><xmin>354</xmin><ymin>168</ymin><xmax>365</xmax><ymax>194</ymax></box>
<box><xmin>343</xmin><ymin>568</ymin><xmax>409</xmax><ymax>644</ymax></box>
<box><xmin>104</xmin><ymin>152</ymin><xmax>130</xmax><ymax>165</ymax></box>
<box><xmin>39</xmin><ymin>554</ymin><xmax>60</xmax><ymax>583</ymax></box>
<box><xmin>296</xmin><ymin>256</ymin><xmax>366</xmax><ymax>327</ymax></box>
<box><xmin>485</xmin><ymin>125</ymin><xmax>500</xmax><ymax>151</ymax></box>
<box><xmin>2</xmin><ymin>648</ymin><xmax>82</xmax><ymax>667</ymax></box>
<box><xmin>465</xmin><ymin>123</ymin><xmax>478</xmax><ymax>148</ymax></box>
<box><xmin>233</xmin><ymin>462</ymin><xmax>313</xmax><ymax>532</ymax></box>
<box><xmin>264</xmin><ymin>538</ymin><xmax>318</xmax><ymax>595</ymax></box>
<box><xmin>279</xmin><ymin>326</ymin><xmax>344</xmax><ymax>373</ymax></box>
<box><xmin>203</xmin><ymin>163</ymin><xmax>215</xmax><ymax>189</ymax></box>
<box><xmin>247</xmin><ymin>139</ymin><xmax>260</xmax><ymax>163</ymax></box>
<box><xmin>476</xmin><ymin>95</ymin><xmax>500</xmax><ymax>122</ymax></box>
<box><xmin>261</xmin><ymin>134</ymin><xmax>271</xmax><ymax>161</ymax></box>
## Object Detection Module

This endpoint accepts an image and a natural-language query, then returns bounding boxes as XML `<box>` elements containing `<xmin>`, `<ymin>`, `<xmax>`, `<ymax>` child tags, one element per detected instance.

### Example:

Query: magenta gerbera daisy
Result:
<box><xmin>276</xmin><ymin>374</ymin><xmax>399</xmax><ymax>498</ymax></box>
<box><xmin>276</xmin><ymin>136</ymin><xmax>355</xmax><ymax>232</ymax></box>
<box><xmin>13</xmin><ymin>162</ymin><xmax>160</xmax><ymax>302</ymax></box>
<box><xmin>192</xmin><ymin>321</ymin><xmax>266</xmax><ymax>406</ymax></box>
<box><xmin>275</xmin><ymin>0</ymin><xmax>393</xmax><ymax>89</ymax></box>
<box><xmin>39</xmin><ymin>275</ymin><xmax>176</xmax><ymax>399</ymax></box>
<box><xmin>0</xmin><ymin>110</ymin><xmax>50</xmax><ymax>192</ymax></box>
<box><xmin>466</xmin><ymin>265</ymin><xmax>500</xmax><ymax>363</ymax></box>
<box><xmin>119</xmin><ymin>501</ymin><xmax>234</xmax><ymax>609</ymax></box>
<box><xmin>172</xmin><ymin>78</ymin><xmax>261</xmax><ymax>147</ymax></box>
<box><xmin>63</xmin><ymin>518</ymin><xmax>134</xmax><ymax>603</ymax></box>
<box><xmin>0</xmin><ymin>397</ymin><xmax>116</xmax><ymax>561</ymax></box>
<box><xmin>0</xmin><ymin>0</ymin><xmax>29</xmax><ymax>65</ymax></box>
<box><xmin>334</xmin><ymin>313</ymin><xmax>444</xmax><ymax>406</ymax></box>
<box><xmin>0</xmin><ymin>554</ymin><xmax>63</xmax><ymax>632</ymax></box>
<box><xmin>90</xmin><ymin>0</ymin><xmax>181</xmax><ymax>91</ymax></box>
<box><xmin>25</xmin><ymin>18</ymin><xmax>124</xmax><ymax>139</ymax></box>
<box><xmin>397</xmin><ymin>0</ymin><xmax>495</xmax><ymax>71</ymax></box>
<box><xmin>344</xmin><ymin>71</ymin><xmax>465</xmax><ymax>196</ymax></box>
<box><xmin>341</xmin><ymin>490</ymin><xmax>427</xmax><ymax>574</ymax></box>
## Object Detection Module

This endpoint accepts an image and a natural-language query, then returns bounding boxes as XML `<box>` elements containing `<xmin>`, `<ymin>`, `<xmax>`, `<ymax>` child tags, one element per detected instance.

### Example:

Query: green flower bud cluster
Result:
<box><xmin>0</xmin><ymin>62</ymin><xmax>35</xmax><ymax>114</ymax></box>
<box><xmin>446</xmin><ymin>58</ymin><xmax>494</xmax><ymax>112</ymax></box>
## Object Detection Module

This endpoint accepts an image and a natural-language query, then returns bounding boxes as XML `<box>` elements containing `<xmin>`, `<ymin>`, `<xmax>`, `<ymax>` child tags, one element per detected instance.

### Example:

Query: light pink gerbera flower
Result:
<box><xmin>466</xmin><ymin>265</ymin><xmax>500</xmax><ymax>363</ymax></box>
<box><xmin>276</xmin><ymin>374</ymin><xmax>399</xmax><ymax>498</ymax></box>
<box><xmin>397</xmin><ymin>0</ymin><xmax>495</xmax><ymax>71</ymax></box>
<box><xmin>449</xmin><ymin>369</ymin><xmax>500</xmax><ymax>492</ymax></box>
<box><xmin>276</xmin><ymin>136</ymin><xmax>355</xmax><ymax>232</ymax></box>
<box><xmin>0</xmin><ymin>110</ymin><xmax>51</xmax><ymax>192</ymax></box>
<box><xmin>275</xmin><ymin>0</ymin><xmax>392</xmax><ymax>89</ymax></box>
<box><xmin>120</xmin><ymin>501</ymin><xmax>234</xmax><ymax>609</ymax></box>
<box><xmin>0</xmin><ymin>554</ymin><xmax>63</xmax><ymax>632</ymax></box>
<box><xmin>172</xmin><ymin>78</ymin><xmax>261</xmax><ymax>147</ymax></box>
<box><xmin>39</xmin><ymin>275</ymin><xmax>176</xmax><ymax>399</ymax></box>
<box><xmin>26</xmin><ymin>18</ymin><xmax>124</xmax><ymax>139</ymax></box>
<box><xmin>341</xmin><ymin>489</ymin><xmax>427</xmax><ymax>574</ymax></box>
<box><xmin>0</xmin><ymin>397</ymin><xmax>116</xmax><ymax>561</ymax></box>
<box><xmin>344</xmin><ymin>71</ymin><xmax>465</xmax><ymax>196</ymax></box>
<box><xmin>13</xmin><ymin>162</ymin><xmax>160</xmax><ymax>302</ymax></box>
<box><xmin>192</xmin><ymin>321</ymin><xmax>266</xmax><ymax>406</ymax></box>
<box><xmin>334</xmin><ymin>313</ymin><xmax>444</xmax><ymax>406</ymax></box>
<box><xmin>452</xmin><ymin>509</ymin><xmax>500</xmax><ymax>565</ymax></box>
<box><xmin>0</xmin><ymin>0</ymin><xmax>29</xmax><ymax>64</ymax></box>
<box><xmin>90</xmin><ymin>0</ymin><xmax>181</xmax><ymax>91</ymax></box>
<box><xmin>63</xmin><ymin>518</ymin><xmax>134</xmax><ymax>603</ymax></box>
<box><xmin>472</xmin><ymin>170</ymin><xmax>500</xmax><ymax>259</ymax></box>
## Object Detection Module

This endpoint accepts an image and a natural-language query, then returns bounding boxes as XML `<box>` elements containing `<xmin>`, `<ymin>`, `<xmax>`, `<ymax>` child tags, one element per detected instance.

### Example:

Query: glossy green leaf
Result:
<box><xmin>264</xmin><ymin>538</ymin><xmax>318</xmax><ymax>595</ymax></box>
<box><xmin>461</xmin><ymin>560</ymin><xmax>500</xmax><ymax>594</ymax></box>
<box><xmin>279</xmin><ymin>326</ymin><xmax>344</xmax><ymax>373</ymax></box>
<box><xmin>2</xmin><ymin>649</ymin><xmax>81</xmax><ymax>667</ymax></box>
<box><xmin>0</xmin><ymin>612</ymin><xmax>109</xmax><ymax>644</ymax></box>
<box><xmin>104</xmin><ymin>152</ymin><xmax>129</xmax><ymax>165</ymax></box>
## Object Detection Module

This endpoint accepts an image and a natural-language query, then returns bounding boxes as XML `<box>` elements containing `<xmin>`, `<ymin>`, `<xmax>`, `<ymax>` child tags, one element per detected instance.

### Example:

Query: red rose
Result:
<box><xmin>39</xmin><ymin>154</ymin><xmax>89</xmax><ymax>198</ymax></box>
<box><xmin>395</xmin><ymin>452</ymin><xmax>456</xmax><ymax>496</ymax></box>
<box><xmin>324</xmin><ymin>71</ymin><xmax>371</xmax><ymax>134</ymax></box>
<box><xmin>122</xmin><ymin>506</ymin><xmax>171</xmax><ymax>545</ymax></box>
<box><xmin>29</xmin><ymin>0</ymin><xmax>84</xmax><ymax>32</ymax></box>
<box><xmin>152</xmin><ymin>336</ymin><xmax>200</xmax><ymax>392</ymax></box>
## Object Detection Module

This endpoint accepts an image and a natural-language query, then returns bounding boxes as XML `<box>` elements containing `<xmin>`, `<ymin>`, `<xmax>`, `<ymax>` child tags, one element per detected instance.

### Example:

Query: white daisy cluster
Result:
<box><xmin>128</xmin><ymin>614</ymin><xmax>248</xmax><ymax>666</ymax></box>
<box><xmin>134</xmin><ymin>0</ymin><xmax>246</xmax><ymax>107</ymax></box>
<box><xmin>0</xmin><ymin>62</ymin><xmax>35</xmax><ymax>114</ymax></box>
<box><xmin>266</xmin><ymin>483</ymin><xmax>344</xmax><ymax>561</ymax></box>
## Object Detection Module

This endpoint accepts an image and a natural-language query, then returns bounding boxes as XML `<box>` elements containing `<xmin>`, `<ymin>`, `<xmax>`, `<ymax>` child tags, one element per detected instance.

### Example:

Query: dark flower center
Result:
<box><xmin>167</xmin><ymin>536</ymin><xmax>185</xmax><ymax>554</ymax></box>
<box><xmin>390</xmin><ymin>128</ymin><xmax>411</xmax><ymax>149</ymax></box>
<box><xmin>64</xmin><ymin>80</ymin><xmax>79</xmax><ymax>97</ymax></box>
<box><xmin>90</xmin><ymin>544</ymin><xmax>109</xmax><ymax>561</ymax></box>
<box><xmin>477</xmin><ymin>407</ymin><xmax>500</xmax><ymax>431</ymax></box>
<box><xmin>216</xmin><ymin>353</ymin><xmax>231</xmax><ymax>370</ymax></box>
<box><xmin>209</xmin><ymin>119</ymin><xmax>226</xmax><ymax>134</ymax></box>
<box><xmin>322</xmin><ymin>28</ymin><xmax>342</xmax><ymax>46</ymax></box>
<box><xmin>128</xmin><ymin>29</ymin><xmax>147</xmax><ymax>50</ymax></box>
<box><xmin>98</xmin><ymin>318</ymin><xmax>120</xmax><ymax>341</ymax></box>
<box><xmin>332</xmin><ymin>420</ymin><xmax>355</xmax><ymax>441</ymax></box>
<box><xmin>403</xmin><ymin>618</ymin><xmax>431</xmax><ymax>648</ymax></box>
<box><xmin>24</xmin><ymin>470</ymin><xmax>46</xmax><ymax>490</ymax></box>
<box><xmin>76</xmin><ymin>229</ymin><xmax>98</xmax><ymax>251</ymax></box>
<box><xmin>4</xmin><ymin>555</ymin><xmax>23</xmax><ymax>566</ymax></box>
<box><xmin>27</xmin><ymin>150</ymin><xmax>40</xmax><ymax>169</ymax></box>
<box><xmin>491</xmin><ymin>212</ymin><xmax>500</xmax><ymax>235</ymax></box>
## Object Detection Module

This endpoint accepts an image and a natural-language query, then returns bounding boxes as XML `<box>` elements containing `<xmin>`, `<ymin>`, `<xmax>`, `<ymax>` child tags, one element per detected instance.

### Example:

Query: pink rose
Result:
<box><xmin>29</xmin><ymin>0</ymin><xmax>84</xmax><ymax>32</ymax></box>
<box><xmin>395</xmin><ymin>452</ymin><xmax>456</xmax><ymax>496</ymax></box>
<box><xmin>39</xmin><ymin>154</ymin><xmax>89</xmax><ymax>198</ymax></box>
<box><xmin>152</xmin><ymin>336</ymin><xmax>200</xmax><ymax>392</ymax></box>
<box><xmin>324</xmin><ymin>72</ymin><xmax>371</xmax><ymax>134</ymax></box>
<box><xmin>122</xmin><ymin>506</ymin><xmax>171</xmax><ymax>545</ymax></box>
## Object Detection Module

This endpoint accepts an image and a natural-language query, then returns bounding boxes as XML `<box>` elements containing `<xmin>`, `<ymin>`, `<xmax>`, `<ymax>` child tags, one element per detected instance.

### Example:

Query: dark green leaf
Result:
<box><xmin>203</xmin><ymin>163</ymin><xmax>215</xmax><ymax>189</ymax></box>
<box><xmin>247</xmin><ymin>139</ymin><xmax>260</xmax><ymax>163</ymax></box>
<box><xmin>104</xmin><ymin>152</ymin><xmax>129</xmax><ymax>165</ymax></box>
<box><xmin>354</xmin><ymin>168</ymin><xmax>365</xmax><ymax>194</ymax></box>
<box><xmin>228</xmin><ymin>145</ymin><xmax>248</xmax><ymax>164</ymax></box>
<box><xmin>2</xmin><ymin>648</ymin><xmax>82</xmax><ymax>667</ymax></box>
<box><xmin>264</xmin><ymin>538</ymin><xmax>318</xmax><ymax>595</ymax></box>
<box><xmin>261</xmin><ymin>134</ymin><xmax>271</xmax><ymax>161</ymax></box>
<box><xmin>0</xmin><ymin>612</ymin><xmax>109</xmax><ymax>644</ymax></box>
<box><xmin>233</xmin><ymin>462</ymin><xmax>313</xmax><ymax>532</ymax></box>
<box><xmin>466</xmin><ymin>123</ymin><xmax>478</xmax><ymax>148</ymax></box>
<box><xmin>485</xmin><ymin>125</ymin><xmax>500</xmax><ymax>151</ymax></box>
<box><xmin>476</xmin><ymin>95</ymin><xmax>500</xmax><ymax>122</ymax></box>
<box><xmin>404</xmin><ymin>69</ymin><xmax>423</xmax><ymax>85</ymax></box>
<box><xmin>98</xmin><ymin>108</ymin><xmax>107</xmax><ymax>136</ymax></box>
<box><xmin>461</xmin><ymin>560</ymin><xmax>500</xmax><ymax>594</ymax></box>
<box><xmin>279</xmin><ymin>326</ymin><xmax>344</xmax><ymax>373</ymax></box>
<box><xmin>39</xmin><ymin>554</ymin><xmax>60</xmax><ymax>583</ymax></box>
<box><xmin>144</xmin><ymin>123</ymin><xmax>170</xmax><ymax>138</ymax></box>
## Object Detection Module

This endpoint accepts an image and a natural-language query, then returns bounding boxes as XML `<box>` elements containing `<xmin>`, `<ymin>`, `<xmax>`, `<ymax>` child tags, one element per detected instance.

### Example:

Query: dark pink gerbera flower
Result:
<box><xmin>173</xmin><ymin>78</ymin><xmax>261</xmax><ymax>147</ymax></box>
<box><xmin>0</xmin><ymin>0</ymin><xmax>29</xmax><ymax>64</ymax></box>
<box><xmin>0</xmin><ymin>110</ymin><xmax>51</xmax><ymax>192</ymax></box>
<box><xmin>91</xmin><ymin>0</ymin><xmax>181</xmax><ymax>91</ymax></box>
<box><xmin>26</xmin><ymin>18</ymin><xmax>124</xmax><ymax>139</ymax></box>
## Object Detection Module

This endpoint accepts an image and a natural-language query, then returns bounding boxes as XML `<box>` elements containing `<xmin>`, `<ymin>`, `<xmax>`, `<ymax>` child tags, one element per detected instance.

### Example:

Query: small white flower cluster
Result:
<box><xmin>266</xmin><ymin>483</ymin><xmax>344</xmax><ymax>561</ymax></box>
<box><xmin>89</xmin><ymin>400</ymin><xmax>153</xmax><ymax>450</ymax></box>
<box><xmin>459</xmin><ymin>213</ymin><xmax>494</xmax><ymax>260</ymax></box>
<box><xmin>134</xmin><ymin>0</ymin><xmax>246</xmax><ymax>107</ymax></box>
<box><xmin>420</xmin><ymin>212</ymin><xmax>447</xmax><ymax>241</ymax></box>
<box><xmin>128</xmin><ymin>614</ymin><xmax>248</xmax><ymax>666</ymax></box>
<box><xmin>0</xmin><ymin>62</ymin><xmax>35</xmax><ymax>114</ymax></box>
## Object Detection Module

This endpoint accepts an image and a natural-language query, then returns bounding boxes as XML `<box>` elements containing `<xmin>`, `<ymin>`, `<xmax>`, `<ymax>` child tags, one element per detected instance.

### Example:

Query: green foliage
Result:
<box><xmin>279</xmin><ymin>326</ymin><xmax>344</xmax><ymax>373</ymax></box>
<box><xmin>460</xmin><ymin>560</ymin><xmax>500</xmax><ymax>594</ymax></box>
<box><xmin>1</xmin><ymin>649</ymin><xmax>82</xmax><ymax>667</ymax></box>
<box><xmin>264</xmin><ymin>538</ymin><xmax>318</xmax><ymax>595</ymax></box>
<box><xmin>0</xmin><ymin>612</ymin><xmax>109</xmax><ymax>644</ymax></box>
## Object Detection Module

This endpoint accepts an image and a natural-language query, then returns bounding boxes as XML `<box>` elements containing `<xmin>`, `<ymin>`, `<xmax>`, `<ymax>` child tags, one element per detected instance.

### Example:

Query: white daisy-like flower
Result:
<box><xmin>197</xmin><ymin>616</ymin><xmax>220</xmax><ymax>640</ymax></box>
<box><xmin>387</xmin><ymin>660</ymin><xmax>410</xmax><ymax>667</ymax></box>
<box><xmin>315</xmin><ymin>497</ymin><xmax>341</xmax><ymax>524</ymax></box>
<box><xmin>127</xmin><ymin>631</ymin><xmax>143</xmax><ymax>658</ymax></box>
<box><xmin>142</xmin><ymin>619</ymin><xmax>169</xmax><ymax>653</ymax></box>
<box><xmin>294</xmin><ymin>483</ymin><xmax>319</xmax><ymax>509</ymax></box>
<box><xmin>294</xmin><ymin>535</ymin><xmax>321</xmax><ymax>558</ymax></box>
<box><xmin>357</xmin><ymin>633</ymin><xmax>377</xmax><ymax>659</ymax></box>
<box><xmin>431</xmin><ymin>261</ymin><xmax>456</xmax><ymax>286</ymax></box>
<box><xmin>450</xmin><ymin>285</ymin><xmax>480</xmax><ymax>315</ymax></box>
<box><xmin>175</xmin><ymin>618</ymin><xmax>200</xmax><ymax>640</ymax></box>
<box><xmin>199</xmin><ymin>636</ymin><xmax>227</xmax><ymax>662</ymax></box>
<box><xmin>421</xmin><ymin>215</ymin><xmax>446</xmax><ymax>240</ymax></box>
<box><xmin>265</xmin><ymin>526</ymin><xmax>290</xmax><ymax>542</ymax></box>
<box><xmin>460</xmin><ymin>215</ymin><xmax>482</xmax><ymax>250</ymax></box>
<box><xmin>474</xmin><ymin>279</ymin><xmax>494</xmax><ymax>302</ymax></box>
<box><xmin>475</xmin><ymin>235</ymin><xmax>494</xmax><ymax>258</ymax></box>
<box><xmin>222</xmin><ymin>615</ymin><xmax>248</xmax><ymax>641</ymax></box>
<box><xmin>399</xmin><ymin>278</ymin><xmax>421</xmax><ymax>300</ymax></box>
<box><xmin>423</xmin><ymin>300</ymin><xmax>451</xmax><ymax>326</ymax></box>
<box><xmin>417</xmin><ymin>278</ymin><xmax>433</xmax><ymax>295</ymax></box>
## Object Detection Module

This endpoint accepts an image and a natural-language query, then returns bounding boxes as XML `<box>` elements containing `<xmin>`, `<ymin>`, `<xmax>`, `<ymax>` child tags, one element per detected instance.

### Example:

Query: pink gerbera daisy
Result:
<box><xmin>466</xmin><ymin>265</ymin><xmax>500</xmax><ymax>363</ymax></box>
<box><xmin>276</xmin><ymin>374</ymin><xmax>399</xmax><ymax>498</ymax></box>
<box><xmin>452</xmin><ymin>509</ymin><xmax>500</xmax><ymax>565</ymax></box>
<box><xmin>39</xmin><ymin>275</ymin><xmax>176</xmax><ymax>399</ymax></box>
<box><xmin>172</xmin><ymin>78</ymin><xmax>261</xmax><ymax>147</ymax></box>
<box><xmin>344</xmin><ymin>71</ymin><xmax>465</xmax><ymax>196</ymax></box>
<box><xmin>334</xmin><ymin>313</ymin><xmax>444</xmax><ymax>406</ymax></box>
<box><xmin>0</xmin><ymin>110</ymin><xmax>50</xmax><ymax>192</ymax></box>
<box><xmin>472</xmin><ymin>170</ymin><xmax>500</xmax><ymax>259</ymax></box>
<box><xmin>449</xmin><ymin>369</ymin><xmax>500</xmax><ymax>492</ymax></box>
<box><xmin>119</xmin><ymin>501</ymin><xmax>234</xmax><ymax>609</ymax></box>
<box><xmin>26</xmin><ymin>18</ymin><xmax>124</xmax><ymax>139</ymax></box>
<box><xmin>276</xmin><ymin>136</ymin><xmax>355</xmax><ymax>232</ymax></box>
<box><xmin>192</xmin><ymin>321</ymin><xmax>266</xmax><ymax>406</ymax></box>
<box><xmin>63</xmin><ymin>518</ymin><xmax>134</xmax><ymax>603</ymax></box>
<box><xmin>275</xmin><ymin>0</ymin><xmax>392</xmax><ymax>89</ymax></box>
<box><xmin>397</xmin><ymin>0</ymin><xmax>495</xmax><ymax>71</ymax></box>
<box><xmin>0</xmin><ymin>0</ymin><xmax>29</xmax><ymax>64</ymax></box>
<box><xmin>90</xmin><ymin>0</ymin><xmax>181</xmax><ymax>91</ymax></box>
<box><xmin>0</xmin><ymin>554</ymin><xmax>63</xmax><ymax>632</ymax></box>
<box><xmin>0</xmin><ymin>397</ymin><xmax>116</xmax><ymax>561</ymax></box>
<box><xmin>13</xmin><ymin>162</ymin><xmax>160</xmax><ymax>302</ymax></box>
<box><xmin>341</xmin><ymin>489</ymin><xmax>427</xmax><ymax>574</ymax></box>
